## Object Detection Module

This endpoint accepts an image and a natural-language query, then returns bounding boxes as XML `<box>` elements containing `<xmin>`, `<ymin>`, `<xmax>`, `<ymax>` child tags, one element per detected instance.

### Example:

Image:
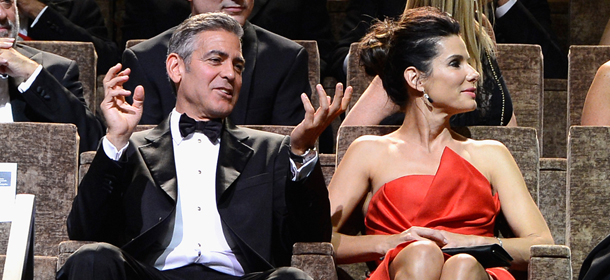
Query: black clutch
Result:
<box><xmin>441</xmin><ymin>244</ymin><xmax>513</xmax><ymax>268</ymax></box>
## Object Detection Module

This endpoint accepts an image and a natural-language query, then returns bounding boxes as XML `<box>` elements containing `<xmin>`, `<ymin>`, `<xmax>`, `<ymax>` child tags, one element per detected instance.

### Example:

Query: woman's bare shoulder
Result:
<box><xmin>461</xmin><ymin>138</ymin><xmax>514</xmax><ymax>177</ymax></box>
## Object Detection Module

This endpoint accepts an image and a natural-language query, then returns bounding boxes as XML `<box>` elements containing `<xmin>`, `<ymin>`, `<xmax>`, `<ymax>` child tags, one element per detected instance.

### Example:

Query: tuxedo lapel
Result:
<box><xmin>230</xmin><ymin>21</ymin><xmax>257</xmax><ymax>124</ymax></box>
<box><xmin>215</xmin><ymin>119</ymin><xmax>253</xmax><ymax>202</ymax></box>
<box><xmin>138</xmin><ymin>118</ymin><xmax>178</xmax><ymax>201</ymax></box>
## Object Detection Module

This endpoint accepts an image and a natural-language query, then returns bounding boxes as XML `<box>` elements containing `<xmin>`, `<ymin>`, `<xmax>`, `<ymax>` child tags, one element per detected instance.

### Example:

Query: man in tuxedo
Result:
<box><xmin>121</xmin><ymin>0</ymin><xmax>190</xmax><ymax>48</ymax></box>
<box><xmin>57</xmin><ymin>12</ymin><xmax>351</xmax><ymax>280</ymax></box>
<box><xmin>247</xmin><ymin>0</ymin><xmax>335</xmax><ymax>76</ymax></box>
<box><xmin>0</xmin><ymin>0</ymin><xmax>104</xmax><ymax>152</ymax></box>
<box><xmin>122</xmin><ymin>0</ymin><xmax>311</xmax><ymax>129</ymax></box>
<box><xmin>16</xmin><ymin>0</ymin><xmax>120</xmax><ymax>73</ymax></box>
<box><xmin>493</xmin><ymin>0</ymin><xmax>568</xmax><ymax>79</ymax></box>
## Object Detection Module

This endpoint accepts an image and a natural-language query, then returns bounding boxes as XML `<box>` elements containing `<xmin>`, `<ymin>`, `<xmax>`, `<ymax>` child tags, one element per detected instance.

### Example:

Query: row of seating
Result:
<box><xmin>16</xmin><ymin>39</ymin><xmax>610</xmax><ymax>160</ymax></box>
<box><xmin>2</xmin><ymin>122</ymin><xmax>610</xmax><ymax>279</ymax></box>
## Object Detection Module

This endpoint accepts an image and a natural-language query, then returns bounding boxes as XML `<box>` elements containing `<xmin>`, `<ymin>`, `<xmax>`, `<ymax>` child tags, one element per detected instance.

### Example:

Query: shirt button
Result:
<box><xmin>197</xmin><ymin>206</ymin><xmax>201</xmax><ymax>211</ymax></box>
<box><xmin>198</xmin><ymin>139</ymin><xmax>202</xmax><ymax>143</ymax></box>
<box><xmin>198</xmin><ymin>243</ymin><xmax>201</xmax><ymax>247</ymax></box>
<box><xmin>198</xmin><ymin>170</ymin><xmax>201</xmax><ymax>174</ymax></box>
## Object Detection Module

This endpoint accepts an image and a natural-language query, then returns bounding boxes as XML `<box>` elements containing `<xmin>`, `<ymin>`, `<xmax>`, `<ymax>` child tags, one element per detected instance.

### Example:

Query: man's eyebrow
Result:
<box><xmin>204</xmin><ymin>50</ymin><xmax>245</xmax><ymax>65</ymax></box>
<box><xmin>205</xmin><ymin>50</ymin><xmax>229</xmax><ymax>58</ymax></box>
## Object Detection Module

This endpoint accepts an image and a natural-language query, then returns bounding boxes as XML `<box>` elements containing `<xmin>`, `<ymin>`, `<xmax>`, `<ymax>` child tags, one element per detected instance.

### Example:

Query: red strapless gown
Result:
<box><xmin>365</xmin><ymin>147</ymin><xmax>514</xmax><ymax>280</ymax></box>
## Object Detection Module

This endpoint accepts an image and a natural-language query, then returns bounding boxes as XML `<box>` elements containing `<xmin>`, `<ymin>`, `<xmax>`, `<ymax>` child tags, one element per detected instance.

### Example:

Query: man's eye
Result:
<box><xmin>0</xmin><ymin>0</ymin><xmax>12</xmax><ymax>8</ymax></box>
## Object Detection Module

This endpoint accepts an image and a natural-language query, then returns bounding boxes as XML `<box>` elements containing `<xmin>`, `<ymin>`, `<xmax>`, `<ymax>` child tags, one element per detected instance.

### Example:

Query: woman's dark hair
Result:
<box><xmin>359</xmin><ymin>6</ymin><xmax>460</xmax><ymax>108</ymax></box>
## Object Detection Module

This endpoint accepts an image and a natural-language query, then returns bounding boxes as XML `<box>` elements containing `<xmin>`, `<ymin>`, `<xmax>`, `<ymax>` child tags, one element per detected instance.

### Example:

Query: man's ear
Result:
<box><xmin>166</xmin><ymin>53</ymin><xmax>184</xmax><ymax>85</ymax></box>
<box><xmin>404</xmin><ymin>66</ymin><xmax>424</xmax><ymax>93</ymax></box>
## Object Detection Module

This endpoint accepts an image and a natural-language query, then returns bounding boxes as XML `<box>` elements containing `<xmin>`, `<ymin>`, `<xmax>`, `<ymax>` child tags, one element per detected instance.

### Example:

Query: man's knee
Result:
<box><xmin>70</xmin><ymin>243</ymin><xmax>123</xmax><ymax>263</ymax></box>
<box><xmin>59</xmin><ymin>242</ymin><xmax>125</xmax><ymax>278</ymax></box>
<box><xmin>268</xmin><ymin>267</ymin><xmax>312</xmax><ymax>280</ymax></box>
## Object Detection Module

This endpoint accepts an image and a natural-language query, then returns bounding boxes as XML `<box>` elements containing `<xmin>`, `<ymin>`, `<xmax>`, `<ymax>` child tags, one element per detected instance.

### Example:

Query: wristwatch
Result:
<box><xmin>290</xmin><ymin>147</ymin><xmax>317</xmax><ymax>164</ymax></box>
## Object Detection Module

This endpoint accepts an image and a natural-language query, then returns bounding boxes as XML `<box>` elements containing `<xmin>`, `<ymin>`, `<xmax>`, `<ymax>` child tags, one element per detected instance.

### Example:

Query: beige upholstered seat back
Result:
<box><xmin>294</xmin><ymin>40</ymin><xmax>321</xmax><ymax>99</ymax></box>
<box><xmin>569</xmin><ymin>0</ymin><xmax>610</xmax><ymax>45</ymax></box>
<box><xmin>567</xmin><ymin>126</ymin><xmax>610</xmax><ymax>278</ymax></box>
<box><xmin>0</xmin><ymin>123</ymin><xmax>78</xmax><ymax>257</ymax></box>
<box><xmin>568</xmin><ymin>45</ymin><xmax>610</xmax><ymax>127</ymax></box>
<box><xmin>496</xmin><ymin>44</ymin><xmax>544</xmax><ymax>152</ymax></box>
<box><xmin>345</xmin><ymin>43</ymin><xmax>374</xmax><ymax>114</ymax></box>
<box><xmin>21</xmin><ymin>41</ymin><xmax>97</xmax><ymax>115</ymax></box>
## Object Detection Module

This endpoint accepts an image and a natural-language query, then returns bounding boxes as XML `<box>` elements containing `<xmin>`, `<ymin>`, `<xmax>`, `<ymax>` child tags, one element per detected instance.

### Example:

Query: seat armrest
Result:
<box><xmin>528</xmin><ymin>245</ymin><xmax>572</xmax><ymax>280</ymax></box>
<box><xmin>292</xmin><ymin>242</ymin><xmax>337</xmax><ymax>280</ymax></box>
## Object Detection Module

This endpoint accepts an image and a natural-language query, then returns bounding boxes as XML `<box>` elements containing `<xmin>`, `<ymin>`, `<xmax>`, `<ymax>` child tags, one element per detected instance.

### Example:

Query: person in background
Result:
<box><xmin>121</xmin><ymin>0</ymin><xmax>190</xmax><ymax>49</ymax></box>
<box><xmin>122</xmin><ymin>0</ymin><xmax>311</xmax><ymax>129</ymax></box>
<box><xmin>579</xmin><ymin>61</ymin><xmax>610</xmax><ymax>125</ymax></box>
<box><xmin>16</xmin><ymin>0</ymin><xmax>120</xmax><ymax>73</ymax></box>
<box><xmin>0</xmin><ymin>0</ymin><xmax>104</xmax><ymax>152</ymax></box>
<box><xmin>247</xmin><ymin>0</ymin><xmax>336</xmax><ymax>76</ymax></box>
<box><xmin>492</xmin><ymin>0</ymin><xmax>567</xmax><ymax>79</ymax></box>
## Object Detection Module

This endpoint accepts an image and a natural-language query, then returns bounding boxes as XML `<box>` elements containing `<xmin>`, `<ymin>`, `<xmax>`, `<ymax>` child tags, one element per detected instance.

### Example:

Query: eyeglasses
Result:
<box><xmin>0</xmin><ymin>0</ymin><xmax>14</xmax><ymax>10</ymax></box>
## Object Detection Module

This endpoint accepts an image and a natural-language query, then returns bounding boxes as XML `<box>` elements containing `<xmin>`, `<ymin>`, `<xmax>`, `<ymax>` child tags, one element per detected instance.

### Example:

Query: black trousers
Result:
<box><xmin>56</xmin><ymin>243</ymin><xmax>312</xmax><ymax>280</ymax></box>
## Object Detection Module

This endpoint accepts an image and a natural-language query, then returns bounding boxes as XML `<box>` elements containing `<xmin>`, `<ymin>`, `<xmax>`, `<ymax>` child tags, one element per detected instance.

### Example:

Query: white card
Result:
<box><xmin>0</xmin><ymin>162</ymin><xmax>17</xmax><ymax>222</ymax></box>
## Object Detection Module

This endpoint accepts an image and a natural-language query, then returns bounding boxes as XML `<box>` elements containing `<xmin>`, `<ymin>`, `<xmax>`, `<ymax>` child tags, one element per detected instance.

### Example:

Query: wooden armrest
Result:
<box><xmin>291</xmin><ymin>242</ymin><xmax>337</xmax><ymax>280</ymax></box>
<box><xmin>529</xmin><ymin>245</ymin><xmax>572</xmax><ymax>280</ymax></box>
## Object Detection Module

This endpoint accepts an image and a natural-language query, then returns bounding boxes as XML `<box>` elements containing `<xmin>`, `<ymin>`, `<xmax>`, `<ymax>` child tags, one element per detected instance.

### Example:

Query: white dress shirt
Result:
<box><xmin>495</xmin><ymin>0</ymin><xmax>518</xmax><ymax>18</ymax></box>
<box><xmin>101</xmin><ymin>109</ymin><xmax>318</xmax><ymax>275</ymax></box>
<box><xmin>19</xmin><ymin>6</ymin><xmax>49</xmax><ymax>37</ymax></box>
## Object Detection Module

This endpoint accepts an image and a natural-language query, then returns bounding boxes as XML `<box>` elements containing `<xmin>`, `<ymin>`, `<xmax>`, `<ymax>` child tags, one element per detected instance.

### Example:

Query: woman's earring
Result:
<box><xmin>423</xmin><ymin>91</ymin><xmax>434</xmax><ymax>104</ymax></box>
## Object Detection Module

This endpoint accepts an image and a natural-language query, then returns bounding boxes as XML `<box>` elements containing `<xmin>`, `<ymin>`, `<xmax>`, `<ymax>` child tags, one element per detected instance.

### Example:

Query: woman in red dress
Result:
<box><xmin>328</xmin><ymin>7</ymin><xmax>553</xmax><ymax>280</ymax></box>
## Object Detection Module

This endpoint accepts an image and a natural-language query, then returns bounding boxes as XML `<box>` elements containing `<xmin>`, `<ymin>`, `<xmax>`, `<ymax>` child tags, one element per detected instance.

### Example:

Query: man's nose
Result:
<box><xmin>0</xmin><ymin>6</ymin><xmax>8</xmax><ymax>20</ymax></box>
<box><xmin>220</xmin><ymin>63</ymin><xmax>236</xmax><ymax>80</ymax></box>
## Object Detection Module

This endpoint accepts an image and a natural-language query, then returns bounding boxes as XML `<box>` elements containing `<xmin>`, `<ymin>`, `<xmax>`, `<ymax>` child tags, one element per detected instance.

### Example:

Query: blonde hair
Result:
<box><xmin>405</xmin><ymin>0</ymin><xmax>495</xmax><ymax>83</ymax></box>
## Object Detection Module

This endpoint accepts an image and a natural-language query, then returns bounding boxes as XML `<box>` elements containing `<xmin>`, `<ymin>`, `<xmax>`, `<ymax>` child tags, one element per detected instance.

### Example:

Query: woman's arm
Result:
<box><xmin>600</xmin><ymin>18</ymin><xmax>610</xmax><ymax>45</ymax></box>
<box><xmin>482</xmin><ymin>141</ymin><xmax>554</xmax><ymax>270</ymax></box>
<box><xmin>341</xmin><ymin>76</ymin><xmax>401</xmax><ymax>126</ymax></box>
<box><xmin>329</xmin><ymin>136</ymin><xmax>447</xmax><ymax>263</ymax></box>
<box><xmin>329</xmin><ymin>137</ymin><xmax>379</xmax><ymax>262</ymax></box>
<box><xmin>581</xmin><ymin>61</ymin><xmax>610</xmax><ymax>125</ymax></box>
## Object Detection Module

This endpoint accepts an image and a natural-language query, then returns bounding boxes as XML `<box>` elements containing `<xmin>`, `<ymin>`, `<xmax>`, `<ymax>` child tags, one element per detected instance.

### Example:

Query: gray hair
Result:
<box><xmin>168</xmin><ymin>12</ymin><xmax>244</xmax><ymax>67</ymax></box>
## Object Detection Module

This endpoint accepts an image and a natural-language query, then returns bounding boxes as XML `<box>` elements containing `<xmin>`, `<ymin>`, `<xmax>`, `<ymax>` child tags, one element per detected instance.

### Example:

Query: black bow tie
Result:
<box><xmin>178</xmin><ymin>114</ymin><xmax>223</xmax><ymax>142</ymax></box>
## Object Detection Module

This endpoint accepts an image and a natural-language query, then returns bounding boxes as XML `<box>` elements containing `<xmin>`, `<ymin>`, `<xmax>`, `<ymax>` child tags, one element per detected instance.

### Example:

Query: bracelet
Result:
<box><xmin>496</xmin><ymin>236</ymin><xmax>503</xmax><ymax>247</ymax></box>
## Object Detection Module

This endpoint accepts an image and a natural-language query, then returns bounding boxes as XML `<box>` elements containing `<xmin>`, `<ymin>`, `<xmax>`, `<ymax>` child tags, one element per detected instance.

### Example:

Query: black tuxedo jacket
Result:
<box><xmin>493</xmin><ymin>0</ymin><xmax>568</xmax><ymax>78</ymax></box>
<box><xmin>28</xmin><ymin>0</ymin><xmax>120</xmax><ymax>73</ymax></box>
<box><xmin>248</xmin><ymin>0</ymin><xmax>335</xmax><ymax>74</ymax></box>
<box><xmin>67</xmin><ymin>118</ymin><xmax>331</xmax><ymax>271</ymax></box>
<box><xmin>10</xmin><ymin>43</ymin><xmax>104</xmax><ymax>152</ymax></box>
<box><xmin>120</xmin><ymin>0</ymin><xmax>191</xmax><ymax>48</ymax></box>
<box><xmin>122</xmin><ymin>21</ymin><xmax>310</xmax><ymax>127</ymax></box>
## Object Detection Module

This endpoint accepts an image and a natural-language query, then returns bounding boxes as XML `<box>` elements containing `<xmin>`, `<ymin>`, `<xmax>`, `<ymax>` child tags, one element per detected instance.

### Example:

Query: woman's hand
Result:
<box><xmin>379</xmin><ymin>226</ymin><xmax>448</xmax><ymax>255</ymax></box>
<box><xmin>437</xmin><ymin>231</ymin><xmax>491</xmax><ymax>249</ymax></box>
